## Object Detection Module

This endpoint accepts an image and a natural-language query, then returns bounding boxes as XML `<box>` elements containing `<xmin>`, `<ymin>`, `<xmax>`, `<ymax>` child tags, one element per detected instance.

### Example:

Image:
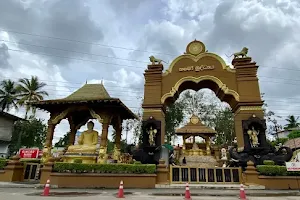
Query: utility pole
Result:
<box><xmin>125</xmin><ymin>122</ymin><xmax>129</xmax><ymax>144</ymax></box>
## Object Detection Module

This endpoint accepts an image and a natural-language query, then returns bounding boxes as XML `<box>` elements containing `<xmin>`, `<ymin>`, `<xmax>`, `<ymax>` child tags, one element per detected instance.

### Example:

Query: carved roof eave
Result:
<box><xmin>29</xmin><ymin>98</ymin><xmax>138</xmax><ymax>120</ymax></box>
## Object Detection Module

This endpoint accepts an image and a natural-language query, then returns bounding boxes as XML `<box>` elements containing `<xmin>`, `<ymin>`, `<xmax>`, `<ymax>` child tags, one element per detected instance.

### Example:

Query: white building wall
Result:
<box><xmin>0</xmin><ymin>116</ymin><xmax>14</xmax><ymax>141</ymax></box>
<box><xmin>0</xmin><ymin>143</ymin><xmax>9</xmax><ymax>156</ymax></box>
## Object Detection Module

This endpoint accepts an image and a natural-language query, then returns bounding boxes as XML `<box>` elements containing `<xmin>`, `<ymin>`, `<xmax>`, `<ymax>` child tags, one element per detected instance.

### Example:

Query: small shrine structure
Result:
<box><xmin>30</xmin><ymin>83</ymin><xmax>137</xmax><ymax>163</ymax></box>
<box><xmin>175</xmin><ymin>115</ymin><xmax>218</xmax><ymax>167</ymax></box>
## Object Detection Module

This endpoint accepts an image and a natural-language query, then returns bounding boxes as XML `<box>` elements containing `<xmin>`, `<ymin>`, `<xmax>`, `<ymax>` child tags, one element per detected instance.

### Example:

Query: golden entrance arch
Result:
<box><xmin>142</xmin><ymin>40</ymin><xmax>264</xmax><ymax>149</ymax></box>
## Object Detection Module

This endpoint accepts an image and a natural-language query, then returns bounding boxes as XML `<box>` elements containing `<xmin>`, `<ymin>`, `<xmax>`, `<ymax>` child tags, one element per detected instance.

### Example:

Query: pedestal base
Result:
<box><xmin>63</xmin><ymin>154</ymin><xmax>97</xmax><ymax>164</ymax></box>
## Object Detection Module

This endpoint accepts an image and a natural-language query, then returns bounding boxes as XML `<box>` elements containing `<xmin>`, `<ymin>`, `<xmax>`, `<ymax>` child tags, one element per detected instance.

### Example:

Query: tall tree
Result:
<box><xmin>176</xmin><ymin>90</ymin><xmax>233</xmax><ymax>144</ymax></box>
<box><xmin>54</xmin><ymin>132</ymin><xmax>70</xmax><ymax>147</ymax></box>
<box><xmin>9</xmin><ymin>116</ymin><xmax>47</xmax><ymax>155</ymax></box>
<box><xmin>0</xmin><ymin>79</ymin><xmax>19</xmax><ymax>112</ymax></box>
<box><xmin>261</xmin><ymin>93</ymin><xmax>282</xmax><ymax>141</ymax></box>
<box><xmin>213</xmin><ymin>107</ymin><xmax>235</xmax><ymax>146</ymax></box>
<box><xmin>165</xmin><ymin>102</ymin><xmax>185</xmax><ymax>143</ymax></box>
<box><xmin>284</xmin><ymin>115</ymin><xmax>300</xmax><ymax>130</ymax></box>
<box><xmin>17</xmin><ymin>76</ymin><xmax>48</xmax><ymax>119</ymax></box>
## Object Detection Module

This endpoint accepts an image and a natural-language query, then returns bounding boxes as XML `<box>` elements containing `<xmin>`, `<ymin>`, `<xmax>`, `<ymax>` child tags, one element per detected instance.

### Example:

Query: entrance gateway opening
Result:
<box><xmin>141</xmin><ymin>40</ymin><xmax>292</xmax><ymax>172</ymax></box>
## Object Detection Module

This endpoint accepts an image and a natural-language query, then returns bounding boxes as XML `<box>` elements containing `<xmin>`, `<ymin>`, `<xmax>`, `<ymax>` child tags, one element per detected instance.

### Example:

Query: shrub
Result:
<box><xmin>0</xmin><ymin>159</ymin><xmax>7</xmax><ymax>169</ymax></box>
<box><xmin>73</xmin><ymin>159</ymin><xmax>82</xmax><ymax>164</ymax></box>
<box><xmin>53</xmin><ymin>162</ymin><xmax>156</xmax><ymax>174</ymax></box>
<box><xmin>133</xmin><ymin>161</ymin><xmax>142</xmax><ymax>164</ymax></box>
<box><xmin>257</xmin><ymin>165</ymin><xmax>287</xmax><ymax>176</ymax></box>
<box><xmin>263</xmin><ymin>160</ymin><xmax>275</xmax><ymax>165</ymax></box>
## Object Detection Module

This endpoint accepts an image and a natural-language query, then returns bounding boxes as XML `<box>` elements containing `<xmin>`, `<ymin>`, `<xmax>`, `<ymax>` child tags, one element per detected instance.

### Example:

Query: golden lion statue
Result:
<box><xmin>227</xmin><ymin>47</ymin><xmax>249</xmax><ymax>59</ymax></box>
<box><xmin>149</xmin><ymin>55</ymin><xmax>167</xmax><ymax>65</ymax></box>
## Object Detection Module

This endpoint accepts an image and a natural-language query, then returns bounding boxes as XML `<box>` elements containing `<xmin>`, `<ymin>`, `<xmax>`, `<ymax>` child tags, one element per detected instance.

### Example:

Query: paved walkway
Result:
<box><xmin>0</xmin><ymin>187</ymin><xmax>299</xmax><ymax>198</ymax></box>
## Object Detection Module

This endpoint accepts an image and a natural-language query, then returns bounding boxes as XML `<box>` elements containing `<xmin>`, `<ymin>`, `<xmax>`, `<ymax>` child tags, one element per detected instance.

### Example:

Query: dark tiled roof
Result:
<box><xmin>0</xmin><ymin>111</ymin><xmax>23</xmax><ymax>121</ymax></box>
<box><xmin>29</xmin><ymin>84</ymin><xmax>137</xmax><ymax>120</ymax></box>
<box><xmin>64</xmin><ymin>83</ymin><xmax>111</xmax><ymax>101</ymax></box>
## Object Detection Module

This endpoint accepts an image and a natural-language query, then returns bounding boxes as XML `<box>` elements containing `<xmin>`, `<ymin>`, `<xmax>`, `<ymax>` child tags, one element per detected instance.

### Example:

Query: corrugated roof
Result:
<box><xmin>176</xmin><ymin>114</ymin><xmax>216</xmax><ymax>135</ymax></box>
<box><xmin>284</xmin><ymin>138</ymin><xmax>300</xmax><ymax>149</ymax></box>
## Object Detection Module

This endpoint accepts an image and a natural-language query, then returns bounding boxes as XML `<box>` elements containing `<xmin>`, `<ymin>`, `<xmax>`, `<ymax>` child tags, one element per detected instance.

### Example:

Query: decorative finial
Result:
<box><xmin>101</xmin><ymin>78</ymin><xmax>104</xmax><ymax>85</ymax></box>
<box><xmin>86</xmin><ymin>80</ymin><xmax>87</xmax><ymax>84</ymax></box>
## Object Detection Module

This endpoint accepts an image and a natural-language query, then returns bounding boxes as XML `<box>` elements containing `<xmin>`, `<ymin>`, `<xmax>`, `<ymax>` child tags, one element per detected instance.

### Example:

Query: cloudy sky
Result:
<box><xmin>0</xmin><ymin>0</ymin><xmax>299</xmax><ymax>144</ymax></box>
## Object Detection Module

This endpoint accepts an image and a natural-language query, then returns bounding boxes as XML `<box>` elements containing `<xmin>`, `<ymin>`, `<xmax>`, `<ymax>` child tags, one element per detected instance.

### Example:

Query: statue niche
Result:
<box><xmin>67</xmin><ymin>121</ymin><xmax>99</xmax><ymax>154</ymax></box>
<box><xmin>229</xmin><ymin>115</ymin><xmax>293</xmax><ymax>169</ymax></box>
<box><xmin>242</xmin><ymin>115</ymin><xmax>267</xmax><ymax>151</ymax></box>
<box><xmin>131</xmin><ymin>117</ymin><xmax>162</xmax><ymax>165</ymax></box>
<box><xmin>141</xmin><ymin>117</ymin><xmax>162</xmax><ymax>148</ymax></box>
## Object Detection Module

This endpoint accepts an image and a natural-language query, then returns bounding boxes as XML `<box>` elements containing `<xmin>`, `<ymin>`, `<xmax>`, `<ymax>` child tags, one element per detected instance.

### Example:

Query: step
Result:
<box><xmin>155</xmin><ymin>184</ymin><xmax>265</xmax><ymax>190</ymax></box>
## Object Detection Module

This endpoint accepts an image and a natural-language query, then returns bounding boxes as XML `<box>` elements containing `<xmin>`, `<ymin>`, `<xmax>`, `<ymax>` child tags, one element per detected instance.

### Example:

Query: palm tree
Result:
<box><xmin>284</xmin><ymin>115</ymin><xmax>300</xmax><ymax>130</ymax></box>
<box><xmin>0</xmin><ymin>79</ymin><xmax>20</xmax><ymax>112</ymax></box>
<box><xmin>17</xmin><ymin>76</ymin><xmax>48</xmax><ymax>118</ymax></box>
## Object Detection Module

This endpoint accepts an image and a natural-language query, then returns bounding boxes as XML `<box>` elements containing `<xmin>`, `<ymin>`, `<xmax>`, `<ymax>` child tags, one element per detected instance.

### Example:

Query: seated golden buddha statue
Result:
<box><xmin>67</xmin><ymin>121</ymin><xmax>99</xmax><ymax>154</ymax></box>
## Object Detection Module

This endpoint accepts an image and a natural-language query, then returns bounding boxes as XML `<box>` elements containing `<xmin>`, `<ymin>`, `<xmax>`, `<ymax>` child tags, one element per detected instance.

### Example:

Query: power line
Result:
<box><xmin>2</xmin><ymin>74</ymin><xmax>300</xmax><ymax>103</ymax></box>
<box><xmin>0</xmin><ymin>29</ymin><xmax>176</xmax><ymax>56</ymax></box>
<box><xmin>6</xmin><ymin>48</ymin><xmax>144</xmax><ymax>69</ymax></box>
<box><xmin>0</xmin><ymin>39</ymin><xmax>149</xmax><ymax>64</ymax></box>
<box><xmin>5</xmin><ymin>47</ymin><xmax>300</xmax><ymax>73</ymax></box>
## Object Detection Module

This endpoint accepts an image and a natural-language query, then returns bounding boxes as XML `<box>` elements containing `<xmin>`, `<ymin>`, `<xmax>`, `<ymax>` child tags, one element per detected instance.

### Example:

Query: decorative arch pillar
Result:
<box><xmin>233</xmin><ymin>57</ymin><xmax>264</xmax><ymax>150</ymax></box>
<box><xmin>233</xmin><ymin>105</ymin><xmax>265</xmax><ymax>150</ymax></box>
<box><xmin>142</xmin><ymin>62</ymin><xmax>165</xmax><ymax>144</ymax></box>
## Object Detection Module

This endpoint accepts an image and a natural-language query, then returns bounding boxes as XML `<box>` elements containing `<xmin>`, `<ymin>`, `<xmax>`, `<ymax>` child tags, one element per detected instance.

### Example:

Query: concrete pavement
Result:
<box><xmin>0</xmin><ymin>188</ymin><xmax>300</xmax><ymax>199</ymax></box>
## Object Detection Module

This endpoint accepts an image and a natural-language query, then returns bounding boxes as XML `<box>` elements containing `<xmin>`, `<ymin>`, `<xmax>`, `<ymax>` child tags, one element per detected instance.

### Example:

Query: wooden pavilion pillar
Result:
<box><xmin>113</xmin><ymin>122</ymin><xmax>122</xmax><ymax>161</ymax></box>
<box><xmin>42</xmin><ymin>120</ymin><xmax>56</xmax><ymax>163</ymax></box>
<box><xmin>205</xmin><ymin>136</ymin><xmax>211</xmax><ymax>156</ymax></box>
<box><xmin>98</xmin><ymin>115</ymin><xmax>112</xmax><ymax>164</ymax></box>
<box><xmin>68</xmin><ymin>123</ymin><xmax>77</xmax><ymax>145</ymax></box>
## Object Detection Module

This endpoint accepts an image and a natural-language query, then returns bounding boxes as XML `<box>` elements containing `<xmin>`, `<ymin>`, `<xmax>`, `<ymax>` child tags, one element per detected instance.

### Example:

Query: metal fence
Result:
<box><xmin>170</xmin><ymin>166</ymin><xmax>242</xmax><ymax>184</ymax></box>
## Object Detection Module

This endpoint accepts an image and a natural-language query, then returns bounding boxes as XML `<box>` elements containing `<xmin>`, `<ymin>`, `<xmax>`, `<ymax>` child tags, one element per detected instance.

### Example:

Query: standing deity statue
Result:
<box><xmin>221</xmin><ymin>148</ymin><xmax>227</xmax><ymax>160</ymax></box>
<box><xmin>247</xmin><ymin>126</ymin><xmax>259</xmax><ymax>148</ymax></box>
<box><xmin>148</xmin><ymin>126</ymin><xmax>157</xmax><ymax>146</ymax></box>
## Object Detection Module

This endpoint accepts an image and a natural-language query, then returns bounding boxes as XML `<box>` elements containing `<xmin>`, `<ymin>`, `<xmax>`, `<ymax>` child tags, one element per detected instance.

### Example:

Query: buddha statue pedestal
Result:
<box><xmin>63</xmin><ymin>153</ymin><xmax>98</xmax><ymax>164</ymax></box>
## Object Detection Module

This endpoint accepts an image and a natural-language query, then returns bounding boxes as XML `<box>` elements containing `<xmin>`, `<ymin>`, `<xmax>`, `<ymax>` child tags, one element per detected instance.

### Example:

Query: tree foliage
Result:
<box><xmin>54</xmin><ymin>132</ymin><xmax>70</xmax><ymax>147</ymax></box>
<box><xmin>287</xmin><ymin>130</ymin><xmax>300</xmax><ymax>139</ymax></box>
<box><xmin>0</xmin><ymin>79</ymin><xmax>19</xmax><ymax>111</ymax></box>
<box><xmin>17</xmin><ymin>76</ymin><xmax>49</xmax><ymax>118</ymax></box>
<box><xmin>284</xmin><ymin>115</ymin><xmax>300</xmax><ymax>130</ymax></box>
<box><xmin>9</xmin><ymin>116</ymin><xmax>47</xmax><ymax>155</ymax></box>
<box><xmin>0</xmin><ymin>76</ymin><xmax>48</xmax><ymax>119</ymax></box>
<box><xmin>213</xmin><ymin>107</ymin><xmax>235</xmax><ymax>146</ymax></box>
<box><xmin>262</xmin><ymin>93</ymin><xmax>282</xmax><ymax>140</ymax></box>
<box><xmin>165</xmin><ymin>102</ymin><xmax>185</xmax><ymax>143</ymax></box>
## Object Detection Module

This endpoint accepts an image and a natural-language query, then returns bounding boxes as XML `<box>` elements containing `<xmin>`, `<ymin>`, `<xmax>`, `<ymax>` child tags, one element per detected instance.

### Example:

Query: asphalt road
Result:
<box><xmin>1</xmin><ymin>188</ymin><xmax>300</xmax><ymax>199</ymax></box>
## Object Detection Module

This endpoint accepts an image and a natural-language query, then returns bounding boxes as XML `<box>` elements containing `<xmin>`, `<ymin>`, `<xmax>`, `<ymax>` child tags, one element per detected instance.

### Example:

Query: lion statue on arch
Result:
<box><xmin>227</xmin><ymin>47</ymin><xmax>249</xmax><ymax>59</ymax></box>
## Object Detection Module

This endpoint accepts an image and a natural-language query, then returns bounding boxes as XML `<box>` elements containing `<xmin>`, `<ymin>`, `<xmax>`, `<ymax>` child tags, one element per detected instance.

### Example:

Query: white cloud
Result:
<box><xmin>1</xmin><ymin>0</ymin><xmax>300</xmax><ymax>146</ymax></box>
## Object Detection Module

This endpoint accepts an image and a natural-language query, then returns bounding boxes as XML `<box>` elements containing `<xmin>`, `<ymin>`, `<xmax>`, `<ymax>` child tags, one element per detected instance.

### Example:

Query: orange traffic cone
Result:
<box><xmin>184</xmin><ymin>182</ymin><xmax>191</xmax><ymax>200</ymax></box>
<box><xmin>117</xmin><ymin>180</ymin><xmax>124</xmax><ymax>198</ymax></box>
<box><xmin>42</xmin><ymin>179</ymin><xmax>50</xmax><ymax>196</ymax></box>
<box><xmin>239</xmin><ymin>184</ymin><xmax>246</xmax><ymax>200</ymax></box>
